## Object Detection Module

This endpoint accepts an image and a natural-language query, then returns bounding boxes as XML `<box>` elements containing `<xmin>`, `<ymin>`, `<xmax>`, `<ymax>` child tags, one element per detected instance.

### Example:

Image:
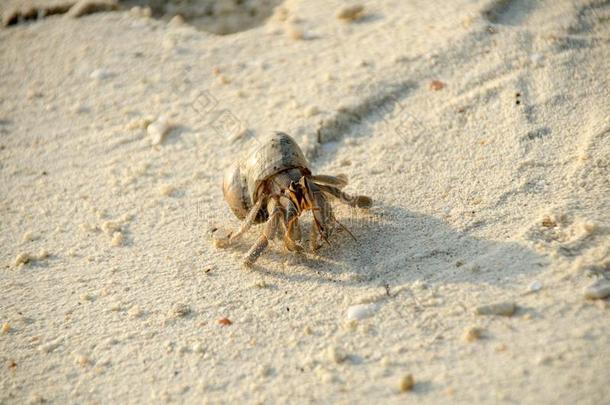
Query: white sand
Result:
<box><xmin>1</xmin><ymin>0</ymin><xmax>609</xmax><ymax>403</ymax></box>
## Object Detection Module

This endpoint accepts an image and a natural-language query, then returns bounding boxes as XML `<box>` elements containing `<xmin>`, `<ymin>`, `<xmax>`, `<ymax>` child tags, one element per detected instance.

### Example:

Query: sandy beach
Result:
<box><xmin>1</xmin><ymin>0</ymin><xmax>609</xmax><ymax>403</ymax></box>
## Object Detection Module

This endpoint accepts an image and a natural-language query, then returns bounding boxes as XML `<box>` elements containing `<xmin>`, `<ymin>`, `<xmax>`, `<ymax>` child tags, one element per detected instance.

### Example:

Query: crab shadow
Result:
<box><xmin>245</xmin><ymin>203</ymin><xmax>547</xmax><ymax>289</ymax></box>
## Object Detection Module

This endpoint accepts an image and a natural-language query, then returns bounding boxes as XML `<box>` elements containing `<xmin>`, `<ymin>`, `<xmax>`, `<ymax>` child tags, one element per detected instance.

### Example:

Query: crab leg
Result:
<box><xmin>310</xmin><ymin>174</ymin><xmax>348</xmax><ymax>189</ymax></box>
<box><xmin>281</xmin><ymin>196</ymin><xmax>303</xmax><ymax>252</ymax></box>
<box><xmin>309</xmin><ymin>219</ymin><xmax>320</xmax><ymax>251</ymax></box>
<box><xmin>243</xmin><ymin>200</ymin><xmax>282</xmax><ymax>267</ymax></box>
<box><xmin>228</xmin><ymin>198</ymin><xmax>263</xmax><ymax>243</ymax></box>
<box><xmin>317</xmin><ymin>184</ymin><xmax>372</xmax><ymax>208</ymax></box>
<box><xmin>300</xmin><ymin>177</ymin><xmax>334</xmax><ymax>243</ymax></box>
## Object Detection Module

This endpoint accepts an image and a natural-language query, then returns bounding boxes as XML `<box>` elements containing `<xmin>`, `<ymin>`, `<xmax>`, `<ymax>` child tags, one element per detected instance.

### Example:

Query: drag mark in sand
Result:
<box><xmin>315</xmin><ymin>80</ymin><xmax>420</xmax><ymax>145</ymax></box>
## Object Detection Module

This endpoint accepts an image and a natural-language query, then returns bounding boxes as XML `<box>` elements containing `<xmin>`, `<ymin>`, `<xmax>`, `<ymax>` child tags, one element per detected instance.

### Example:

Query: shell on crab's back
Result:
<box><xmin>245</xmin><ymin>132</ymin><xmax>309</xmax><ymax>200</ymax></box>
<box><xmin>222</xmin><ymin>161</ymin><xmax>251</xmax><ymax>220</ymax></box>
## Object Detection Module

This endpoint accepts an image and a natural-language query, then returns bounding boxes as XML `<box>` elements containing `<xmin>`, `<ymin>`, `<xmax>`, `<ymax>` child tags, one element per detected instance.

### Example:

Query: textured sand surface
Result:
<box><xmin>1</xmin><ymin>0</ymin><xmax>609</xmax><ymax>403</ymax></box>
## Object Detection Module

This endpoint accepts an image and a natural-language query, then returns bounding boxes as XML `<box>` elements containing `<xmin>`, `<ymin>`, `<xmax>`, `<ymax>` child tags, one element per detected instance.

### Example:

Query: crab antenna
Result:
<box><xmin>313</xmin><ymin>215</ymin><xmax>331</xmax><ymax>246</ymax></box>
<box><xmin>334</xmin><ymin>218</ymin><xmax>357</xmax><ymax>241</ymax></box>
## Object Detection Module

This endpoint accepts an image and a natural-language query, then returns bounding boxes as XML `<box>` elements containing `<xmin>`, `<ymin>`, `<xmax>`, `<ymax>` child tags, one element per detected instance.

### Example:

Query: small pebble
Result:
<box><xmin>346</xmin><ymin>304</ymin><xmax>377</xmax><ymax>321</ymax></box>
<box><xmin>28</xmin><ymin>394</ymin><xmax>45</xmax><ymax>404</ymax></box>
<box><xmin>71</xmin><ymin>103</ymin><xmax>89</xmax><ymax>114</ymax></box>
<box><xmin>22</xmin><ymin>231</ymin><xmax>35</xmax><ymax>242</ymax></box>
<box><xmin>399</xmin><ymin>374</ymin><xmax>415</xmax><ymax>392</ymax></box>
<box><xmin>429</xmin><ymin>80</ymin><xmax>446</xmax><ymax>91</ymax></box>
<box><xmin>583</xmin><ymin>280</ymin><xmax>610</xmax><ymax>300</ymax></box>
<box><xmin>148</xmin><ymin>116</ymin><xmax>172</xmax><ymax>145</ymax></box>
<box><xmin>110</xmin><ymin>231</ymin><xmax>124</xmax><ymax>247</ymax></box>
<box><xmin>336</xmin><ymin>5</ymin><xmax>365</xmax><ymax>22</ymax></box>
<box><xmin>252</xmin><ymin>279</ymin><xmax>268</xmax><ymax>289</ymax></box>
<box><xmin>14</xmin><ymin>252</ymin><xmax>30</xmax><ymax>266</ymax></box>
<box><xmin>218</xmin><ymin>317</ymin><xmax>232</xmax><ymax>326</ymax></box>
<box><xmin>80</xmin><ymin>293</ymin><xmax>94</xmax><ymax>302</ymax></box>
<box><xmin>304</xmin><ymin>105</ymin><xmax>320</xmax><ymax>117</ymax></box>
<box><xmin>26</xmin><ymin>89</ymin><xmax>43</xmax><ymax>99</ymax></box>
<box><xmin>173</xmin><ymin>303</ymin><xmax>191</xmax><ymax>318</ymax></box>
<box><xmin>475</xmin><ymin>301</ymin><xmax>516</xmax><ymax>316</ymax></box>
<box><xmin>286</xmin><ymin>24</ymin><xmax>305</xmax><ymax>40</ymax></box>
<box><xmin>536</xmin><ymin>354</ymin><xmax>553</xmax><ymax>366</ymax></box>
<box><xmin>101</xmin><ymin>220</ymin><xmax>121</xmax><ymax>235</ymax></box>
<box><xmin>105</xmin><ymin>338</ymin><xmax>119</xmax><ymax>347</ymax></box>
<box><xmin>314</xmin><ymin>365</ymin><xmax>336</xmax><ymax>383</ymax></box>
<box><xmin>35</xmin><ymin>249</ymin><xmax>49</xmax><ymax>260</ymax></box>
<box><xmin>528</xmin><ymin>280</ymin><xmax>543</xmax><ymax>292</ymax></box>
<box><xmin>463</xmin><ymin>326</ymin><xmax>483</xmax><ymax>342</ymax></box>
<box><xmin>159</xmin><ymin>184</ymin><xmax>175</xmax><ymax>197</ymax></box>
<box><xmin>344</xmin><ymin>320</ymin><xmax>358</xmax><ymax>331</ymax></box>
<box><xmin>2</xmin><ymin>323</ymin><xmax>11</xmax><ymax>334</ymax></box>
<box><xmin>126</xmin><ymin>117</ymin><xmax>152</xmax><ymax>130</ymax></box>
<box><xmin>258</xmin><ymin>364</ymin><xmax>273</xmax><ymax>377</ymax></box>
<box><xmin>326</xmin><ymin>346</ymin><xmax>347</xmax><ymax>364</ymax></box>
<box><xmin>90</xmin><ymin>68</ymin><xmax>111</xmax><ymax>80</ymax></box>
<box><xmin>128</xmin><ymin>305</ymin><xmax>143</xmax><ymax>318</ymax></box>
<box><xmin>496</xmin><ymin>343</ymin><xmax>508</xmax><ymax>352</ymax></box>
<box><xmin>541</xmin><ymin>216</ymin><xmax>557</xmax><ymax>227</ymax></box>
<box><xmin>580</xmin><ymin>221</ymin><xmax>599</xmax><ymax>235</ymax></box>
<box><xmin>74</xmin><ymin>353</ymin><xmax>91</xmax><ymax>367</ymax></box>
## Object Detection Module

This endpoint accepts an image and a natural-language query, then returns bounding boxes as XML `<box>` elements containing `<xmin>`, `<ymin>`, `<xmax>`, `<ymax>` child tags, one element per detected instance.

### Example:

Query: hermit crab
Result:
<box><xmin>213</xmin><ymin>132</ymin><xmax>372</xmax><ymax>266</ymax></box>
